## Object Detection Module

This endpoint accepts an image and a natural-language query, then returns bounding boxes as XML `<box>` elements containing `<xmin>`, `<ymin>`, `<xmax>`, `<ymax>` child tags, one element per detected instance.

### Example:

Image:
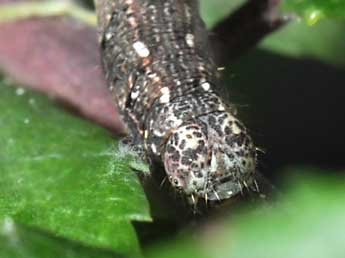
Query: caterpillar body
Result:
<box><xmin>97</xmin><ymin>0</ymin><xmax>257</xmax><ymax>203</ymax></box>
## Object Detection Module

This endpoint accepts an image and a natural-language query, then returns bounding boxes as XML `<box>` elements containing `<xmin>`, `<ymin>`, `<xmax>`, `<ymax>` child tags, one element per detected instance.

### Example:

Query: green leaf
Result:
<box><xmin>283</xmin><ymin>0</ymin><xmax>345</xmax><ymax>25</ymax></box>
<box><xmin>0</xmin><ymin>77</ymin><xmax>151</xmax><ymax>257</ymax></box>
<box><xmin>198</xmin><ymin>0</ymin><xmax>345</xmax><ymax>67</ymax></box>
<box><xmin>0</xmin><ymin>219</ymin><xmax>119</xmax><ymax>258</ymax></box>
<box><xmin>260</xmin><ymin>19</ymin><xmax>345</xmax><ymax>67</ymax></box>
<box><xmin>146</xmin><ymin>170</ymin><xmax>345</xmax><ymax>258</ymax></box>
<box><xmin>199</xmin><ymin>0</ymin><xmax>243</xmax><ymax>28</ymax></box>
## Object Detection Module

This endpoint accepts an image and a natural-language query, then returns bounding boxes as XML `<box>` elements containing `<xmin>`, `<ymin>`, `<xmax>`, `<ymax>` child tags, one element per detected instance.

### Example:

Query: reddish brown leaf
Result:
<box><xmin>0</xmin><ymin>16</ymin><xmax>125</xmax><ymax>134</ymax></box>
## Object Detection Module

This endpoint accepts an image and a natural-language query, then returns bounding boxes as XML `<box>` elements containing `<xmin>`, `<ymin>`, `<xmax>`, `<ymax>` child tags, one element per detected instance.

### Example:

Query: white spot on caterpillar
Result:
<box><xmin>160</xmin><ymin>87</ymin><xmax>170</xmax><ymax>103</ymax></box>
<box><xmin>131</xmin><ymin>91</ymin><xmax>139</xmax><ymax>99</ymax></box>
<box><xmin>185</xmin><ymin>33</ymin><xmax>194</xmax><ymax>47</ymax></box>
<box><xmin>128</xmin><ymin>16</ymin><xmax>137</xmax><ymax>27</ymax></box>
<box><xmin>147</xmin><ymin>72</ymin><xmax>157</xmax><ymax>79</ymax></box>
<box><xmin>160</xmin><ymin>94</ymin><xmax>170</xmax><ymax>104</ymax></box>
<box><xmin>133</xmin><ymin>41</ymin><xmax>150</xmax><ymax>57</ymax></box>
<box><xmin>105</xmin><ymin>14</ymin><xmax>112</xmax><ymax>22</ymax></box>
<box><xmin>232</xmin><ymin>123</ymin><xmax>241</xmax><ymax>134</ymax></box>
<box><xmin>160</xmin><ymin>87</ymin><xmax>169</xmax><ymax>95</ymax></box>
<box><xmin>144</xmin><ymin>130</ymin><xmax>149</xmax><ymax>139</ymax></box>
<box><xmin>153</xmin><ymin>129</ymin><xmax>164</xmax><ymax>137</ymax></box>
<box><xmin>105</xmin><ymin>33</ymin><xmax>113</xmax><ymax>41</ymax></box>
<box><xmin>151</xmin><ymin>144</ymin><xmax>157</xmax><ymax>154</ymax></box>
<box><xmin>201</xmin><ymin>81</ymin><xmax>210</xmax><ymax>91</ymax></box>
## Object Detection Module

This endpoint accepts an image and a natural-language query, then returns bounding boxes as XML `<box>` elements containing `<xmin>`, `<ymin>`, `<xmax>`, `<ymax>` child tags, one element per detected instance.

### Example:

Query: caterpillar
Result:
<box><xmin>96</xmin><ymin>0</ymin><xmax>257</xmax><ymax>204</ymax></box>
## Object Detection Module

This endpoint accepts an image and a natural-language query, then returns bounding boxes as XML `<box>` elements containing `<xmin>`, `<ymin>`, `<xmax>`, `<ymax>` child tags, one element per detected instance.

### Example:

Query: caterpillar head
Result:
<box><xmin>163</xmin><ymin>112</ymin><xmax>256</xmax><ymax>204</ymax></box>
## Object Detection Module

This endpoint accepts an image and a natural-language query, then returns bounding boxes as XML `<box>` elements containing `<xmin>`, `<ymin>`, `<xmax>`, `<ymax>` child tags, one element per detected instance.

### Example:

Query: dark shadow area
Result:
<box><xmin>224</xmin><ymin>48</ymin><xmax>345</xmax><ymax>181</ymax></box>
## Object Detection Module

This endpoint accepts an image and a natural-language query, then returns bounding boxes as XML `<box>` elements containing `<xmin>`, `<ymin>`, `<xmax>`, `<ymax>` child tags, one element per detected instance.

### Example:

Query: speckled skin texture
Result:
<box><xmin>98</xmin><ymin>0</ymin><xmax>257</xmax><ymax>203</ymax></box>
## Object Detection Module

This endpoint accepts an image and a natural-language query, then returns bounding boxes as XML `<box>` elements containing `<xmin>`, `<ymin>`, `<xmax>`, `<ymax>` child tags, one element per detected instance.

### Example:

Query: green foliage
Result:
<box><xmin>146</xmin><ymin>171</ymin><xmax>345</xmax><ymax>258</ymax></box>
<box><xmin>283</xmin><ymin>0</ymin><xmax>345</xmax><ymax>25</ymax></box>
<box><xmin>200</xmin><ymin>0</ymin><xmax>345</xmax><ymax>27</ymax></box>
<box><xmin>0</xmin><ymin>79</ymin><xmax>151</xmax><ymax>257</ymax></box>
<box><xmin>199</xmin><ymin>0</ymin><xmax>243</xmax><ymax>28</ymax></box>
<box><xmin>2</xmin><ymin>166</ymin><xmax>345</xmax><ymax>258</ymax></box>
<box><xmin>200</xmin><ymin>0</ymin><xmax>345</xmax><ymax>67</ymax></box>
<box><xmin>260</xmin><ymin>19</ymin><xmax>345</xmax><ymax>67</ymax></box>
<box><xmin>0</xmin><ymin>220</ymin><xmax>119</xmax><ymax>258</ymax></box>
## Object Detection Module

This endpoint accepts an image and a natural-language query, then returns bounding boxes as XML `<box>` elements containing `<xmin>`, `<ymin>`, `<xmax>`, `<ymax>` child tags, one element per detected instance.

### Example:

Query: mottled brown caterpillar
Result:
<box><xmin>96</xmin><ymin>0</ymin><xmax>257</xmax><ymax>203</ymax></box>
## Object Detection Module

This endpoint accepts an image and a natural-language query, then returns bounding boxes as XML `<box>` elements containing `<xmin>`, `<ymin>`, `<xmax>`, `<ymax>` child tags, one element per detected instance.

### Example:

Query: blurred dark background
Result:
<box><xmin>226</xmin><ymin>48</ymin><xmax>345</xmax><ymax>182</ymax></box>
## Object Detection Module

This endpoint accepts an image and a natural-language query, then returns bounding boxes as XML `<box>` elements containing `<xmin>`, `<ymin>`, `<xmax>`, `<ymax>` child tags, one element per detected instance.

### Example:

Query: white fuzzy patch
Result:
<box><xmin>105</xmin><ymin>33</ymin><xmax>113</xmax><ymax>41</ymax></box>
<box><xmin>151</xmin><ymin>144</ymin><xmax>157</xmax><ymax>154</ymax></box>
<box><xmin>159</xmin><ymin>87</ymin><xmax>170</xmax><ymax>103</ymax></box>
<box><xmin>16</xmin><ymin>88</ymin><xmax>25</xmax><ymax>96</ymax></box>
<box><xmin>128</xmin><ymin>16</ymin><xmax>137</xmax><ymax>27</ymax></box>
<box><xmin>160</xmin><ymin>87</ymin><xmax>169</xmax><ymax>94</ymax></box>
<box><xmin>232</xmin><ymin>123</ymin><xmax>241</xmax><ymax>134</ymax></box>
<box><xmin>160</xmin><ymin>94</ymin><xmax>170</xmax><ymax>104</ymax></box>
<box><xmin>133</xmin><ymin>41</ymin><xmax>150</xmax><ymax>57</ymax></box>
<box><xmin>218</xmin><ymin>105</ymin><xmax>225</xmax><ymax>111</ymax></box>
<box><xmin>1</xmin><ymin>217</ymin><xmax>15</xmax><ymax>235</ymax></box>
<box><xmin>185</xmin><ymin>33</ymin><xmax>194</xmax><ymax>47</ymax></box>
<box><xmin>201</xmin><ymin>81</ymin><xmax>211</xmax><ymax>91</ymax></box>
<box><xmin>131</xmin><ymin>91</ymin><xmax>139</xmax><ymax>99</ymax></box>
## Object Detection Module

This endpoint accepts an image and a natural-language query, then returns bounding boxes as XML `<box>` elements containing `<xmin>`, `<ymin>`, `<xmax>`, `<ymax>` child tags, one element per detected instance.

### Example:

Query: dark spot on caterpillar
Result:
<box><xmin>186</xmin><ymin>125</ymin><xmax>199</xmax><ymax>130</ymax></box>
<box><xmin>225</xmin><ymin>136</ymin><xmax>233</xmax><ymax>146</ymax></box>
<box><xmin>234</xmin><ymin>133</ymin><xmax>246</xmax><ymax>146</ymax></box>
<box><xmin>192</xmin><ymin>131</ymin><xmax>202</xmax><ymax>138</ymax></box>
<box><xmin>171</xmin><ymin>151</ymin><xmax>180</xmax><ymax>162</ymax></box>
<box><xmin>195</xmin><ymin>171</ymin><xmax>203</xmax><ymax>178</ymax></box>
<box><xmin>208</xmin><ymin>115</ymin><xmax>217</xmax><ymax>127</ymax></box>
<box><xmin>179</xmin><ymin>139</ymin><xmax>186</xmax><ymax>150</ymax></box>
<box><xmin>228</xmin><ymin>153</ymin><xmax>235</xmax><ymax>160</ymax></box>
<box><xmin>182</xmin><ymin>148</ymin><xmax>198</xmax><ymax>160</ymax></box>
<box><xmin>214</xmin><ymin>125</ymin><xmax>223</xmax><ymax>136</ymax></box>
<box><xmin>196</xmin><ymin>140</ymin><xmax>207</xmax><ymax>154</ymax></box>
<box><xmin>181</xmin><ymin>156</ymin><xmax>193</xmax><ymax>166</ymax></box>
<box><xmin>235</xmin><ymin>120</ymin><xmax>245</xmax><ymax>131</ymax></box>
<box><xmin>224</xmin><ymin>126</ymin><xmax>232</xmax><ymax>135</ymax></box>
<box><xmin>166</xmin><ymin>144</ymin><xmax>175</xmax><ymax>154</ymax></box>
<box><xmin>191</xmin><ymin>163</ymin><xmax>199</xmax><ymax>169</ymax></box>
<box><xmin>172</xmin><ymin>133</ymin><xmax>179</xmax><ymax>146</ymax></box>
